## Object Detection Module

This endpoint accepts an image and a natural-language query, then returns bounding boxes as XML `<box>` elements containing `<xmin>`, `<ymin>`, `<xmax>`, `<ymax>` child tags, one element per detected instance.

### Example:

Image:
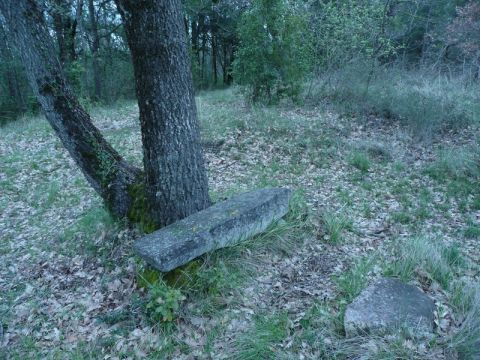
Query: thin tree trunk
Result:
<box><xmin>201</xmin><ymin>32</ymin><xmax>207</xmax><ymax>86</ymax></box>
<box><xmin>212</xmin><ymin>32</ymin><xmax>218</xmax><ymax>85</ymax></box>
<box><xmin>0</xmin><ymin>0</ymin><xmax>141</xmax><ymax>218</ymax></box>
<box><xmin>51</xmin><ymin>0</ymin><xmax>78</xmax><ymax>64</ymax></box>
<box><xmin>51</xmin><ymin>0</ymin><xmax>68</xmax><ymax>64</ymax></box>
<box><xmin>191</xmin><ymin>20</ymin><xmax>200</xmax><ymax>65</ymax></box>
<box><xmin>115</xmin><ymin>0</ymin><xmax>211</xmax><ymax>227</ymax></box>
<box><xmin>0</xmin><ymin>25</ymin><xmax>27</xmax><ymax>113</ymax></box>
<box><xmin>88</xmin><ymin>0</ymin><xmax>102</xmax><ymax>101</ymax></box>
<box><xmin>222</xmin><ymin>41</ymin><xmax>227</xmax><ymax>85</ymax></box>
<box><xmin>226</xmin><ymin>43</ymin><xmax>233</xmax><ymax>85</ymax></box>
<box><xmin>68</xmin><ymin>0</ymin><xmax>84</xmax><ymax>61</ymax></box>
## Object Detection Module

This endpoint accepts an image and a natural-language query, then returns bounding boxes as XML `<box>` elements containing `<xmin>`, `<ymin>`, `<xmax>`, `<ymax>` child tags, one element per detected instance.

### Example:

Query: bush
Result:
<box><xmin>233</xmin><ymin>0</ymin><xmax>312</xmax><ymax>103</ymax></box>
<box><xmin>144</xmin><ymin>279</ymin><xmax>186</xmax><ymax>323</ymax></box>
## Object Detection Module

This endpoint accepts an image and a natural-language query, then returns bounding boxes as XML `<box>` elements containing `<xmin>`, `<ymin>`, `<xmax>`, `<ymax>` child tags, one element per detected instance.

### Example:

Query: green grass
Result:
<box><xmin>448</xmin><ymin>285</ymin><xmax>480</xmax><ymax>360</ymax></box>
<box><xmin>348</xmin><ymin>150</ymin><xmax>370</xmax><ymax>173</ymax></box>
<box><xmin>391</xmin><ymin>210</ymin><xmax>413</xmax><ymax>225</ymax></box>
<box><xmin>355</xmin><ymin>140</ymin><xmax>393</xmax><ymax>162</ymax></box>
<box><xmin>59</xmin><ymin>205</ymin><xmax>118</xmax><ymax>258</ymax></box>
<box><xmin>464</xmin><ymin>223</ymin><xmax>480</xmax><ymax>239</ymax></box>
<box><xmin>234</xmin><ymin>312</ymin><xmax>289</xmax><ymax>360</ymax></box>
<box><xmin>336</xmin><ymin>257</ymin><xmax>375</xmax><ymax>303</ymax></box>
<box><xmin>319</xmin><ymin>210</ymin><xmax>353</xmax><ymax>244</ymax></box>
<box><xmin>312</xmin><ymin>65</ymin><xmax>480</xmax><ymax>139</ymax></box>
<box><xmin>426</xmin><ymin>147</ymin><xmax>479</xmax><ymax>181</ymax></box>
<box><xmin>385</xmin><ymin>237</ymin><xmax>465</xmax><ymax>290</ymax></box>
<box><xmin>2</xmin><ymin>86</ymin><xmax>478</xmax><ymax>359</ymax></box>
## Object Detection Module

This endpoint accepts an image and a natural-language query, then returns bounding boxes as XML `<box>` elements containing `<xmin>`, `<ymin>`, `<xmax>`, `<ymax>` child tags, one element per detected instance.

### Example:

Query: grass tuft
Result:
<box><xmin>385</xmin><ymin>237</ymin><xmax>465</xmax><ymax>290</ymax></box>
<box><xmin>318</xmin><ymin>209</ymin><xmax>353</xmax><ymax>244</ymax></box>
<box><xmin>348</xmin><ymin>150</ymin><xmax>371</xmax><ymax>173</ymax></box>
<box><xmin>448</xmin><ymin>285</ymin><xmax>480</xmax><ymax>360</ymax></box>
<box><xmin>234</xmin><ymin>312</ymin><xmax>289</xmax><ymax>360</ymax></box>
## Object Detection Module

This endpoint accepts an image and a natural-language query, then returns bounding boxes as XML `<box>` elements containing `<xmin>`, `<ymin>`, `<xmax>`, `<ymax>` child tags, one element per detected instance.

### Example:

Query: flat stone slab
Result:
<box><xmin>134</xmin><ymin>187</ymin><xmax>292</xmax><ymax>272</ymax></box>
<box><xmin>344</xmin><ymin>277</ymin><xmax>435</xmax><ymax>337</ymax></box>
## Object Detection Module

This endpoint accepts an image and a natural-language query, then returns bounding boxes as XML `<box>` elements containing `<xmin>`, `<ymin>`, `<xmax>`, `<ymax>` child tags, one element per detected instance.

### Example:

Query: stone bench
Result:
<box><xmin>134</xmin><ymin>187</ymin><xmax>292</xmax><ymax>272</ymax></box>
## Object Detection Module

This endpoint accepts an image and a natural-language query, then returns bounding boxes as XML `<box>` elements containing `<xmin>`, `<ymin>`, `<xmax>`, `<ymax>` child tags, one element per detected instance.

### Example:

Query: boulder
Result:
<box><xmin>134</xmin><ymin>187</ymin><xmax>292</xmax><ymax>272</ymax></box>
<box><xmin>344</xmin><ymin>277</ymin><xmax>435</xmax><ymax>337</ymax></box>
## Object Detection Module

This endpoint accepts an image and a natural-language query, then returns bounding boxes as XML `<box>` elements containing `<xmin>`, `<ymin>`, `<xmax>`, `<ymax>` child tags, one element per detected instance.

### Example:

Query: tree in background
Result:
<box><xmin>233</xmin><ymin>0</ymin><xmax>312</xmax><ymax>103</ymax></box>
<box><xmin>184</xmin><ymin>0</ymin><xmax>247</xmax><ymax>88</ymax></box>
<box><xmin>446</xmin><ymin>1</ymin><xmax>480</xmax><ymax>80</ymax></box>
<box><xmin>0</xmin><ymin>0</ymin><xmax>210</xmax><ymax>229</ymax></box>
<box><xmin>311</xmin><ymin>1</ymin><xmax>397</xmax><ymax>73</ymax></box>
<box><xmin>0</xmin><ymin>23</ymin><xmax>35</xmax><ymax>124</ymax></box>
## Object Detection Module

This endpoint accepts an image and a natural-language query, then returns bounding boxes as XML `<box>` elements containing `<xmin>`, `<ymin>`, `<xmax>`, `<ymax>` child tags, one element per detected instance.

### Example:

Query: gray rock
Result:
<box><xmin>134</xmin><ymin>187</ymin><xmax>292</xmax><ymax>272</ymax></box>
<box><xmin>344</xmin><ymin>277</ymin><xmax>435</xmax><ymax>337</ymax></box>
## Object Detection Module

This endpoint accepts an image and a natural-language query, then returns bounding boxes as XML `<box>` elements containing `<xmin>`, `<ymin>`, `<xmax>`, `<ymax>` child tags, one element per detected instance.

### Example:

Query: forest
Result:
<box><xmin>0</xmin><ymin>0</ymin><xmax>479</xmax><ymax>359</ymax></box>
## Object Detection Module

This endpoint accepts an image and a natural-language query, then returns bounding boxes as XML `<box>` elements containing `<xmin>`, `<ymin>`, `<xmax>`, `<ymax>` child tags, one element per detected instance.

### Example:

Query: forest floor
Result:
<box><xmin>1</xmin><ymin>88</ymin><xmax>479</xmax><ymax>359</ymax></box>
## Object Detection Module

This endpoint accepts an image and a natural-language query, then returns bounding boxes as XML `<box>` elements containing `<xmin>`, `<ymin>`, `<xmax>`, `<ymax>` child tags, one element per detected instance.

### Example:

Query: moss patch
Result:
<box><xmin>127</xmin><ymin>181</ymin><xmax>157</xmax><ymax>233</ymax></box>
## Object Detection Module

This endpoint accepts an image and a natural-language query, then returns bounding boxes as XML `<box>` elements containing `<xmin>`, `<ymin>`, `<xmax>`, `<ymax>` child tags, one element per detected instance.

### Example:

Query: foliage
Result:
<box><xmin>311</xmin><ymin>0</ymin><xmax>397</xmax><ymax>72</ymax></box>
<box><xmin>233</xmin><ymin>0</ymin><xmax>312</xmax><ymax>103</ymax></box>
<box><xmin>445</xmin><ymin>1</ymin><xmax>480</xmax><ymax>79</ymax></box>
<box><xmin>144</xmin><ymin>279</ymin><xmax>186</xmax><ymax>323</ymax></box>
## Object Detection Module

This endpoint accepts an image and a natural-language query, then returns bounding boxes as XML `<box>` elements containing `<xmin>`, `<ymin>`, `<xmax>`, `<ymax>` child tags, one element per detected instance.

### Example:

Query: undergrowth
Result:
<box><xmin>310</xmin><ymin>65</ymin><xmax>480</xmax><ymax>140</ymax></box>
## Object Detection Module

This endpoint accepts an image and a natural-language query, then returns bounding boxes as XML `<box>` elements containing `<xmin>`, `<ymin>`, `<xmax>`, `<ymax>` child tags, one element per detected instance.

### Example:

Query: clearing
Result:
<box><xmin>1</xmin><ymin>88</ymin><xmax>479</xmax><ymax>359</ymax></box>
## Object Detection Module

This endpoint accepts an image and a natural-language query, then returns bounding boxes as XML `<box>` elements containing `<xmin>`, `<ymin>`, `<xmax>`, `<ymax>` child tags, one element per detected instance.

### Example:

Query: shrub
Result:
<box><xmin>145</xmin><ymin>280</ymin><xmax>186</xmax><ymax>323</ymax></box>
<box><xmin>233</xmin><ymin>0</ymin><xmax>312</xmax><ymax>103</ymax></box>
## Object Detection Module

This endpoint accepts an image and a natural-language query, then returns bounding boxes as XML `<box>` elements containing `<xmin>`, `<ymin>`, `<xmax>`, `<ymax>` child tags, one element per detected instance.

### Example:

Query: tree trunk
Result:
<box><xmin>51</xmin><ymin>0</ymin><xmax>78</xmax><ymax>64</ymax></box>
<box><xmin>191</xmin><ymin>20</ymin><xmax>200</xmax><ymax>65</ymax></box>
<box><xmin>51</xmin><ymin>0</ymin><xmax>68</xmax><ymax>64</ymax></box>
<box><xmin>222</xmin><ymin>41</ymin><xmax>228</xmax><ymax>85</ymax></box>
<box><xmin>115</xmin><ymin>0</ymin><xmax>211</xmax><ymax>228</ymax></box>
<box><xmin>212</xmin><ymin>32</ymin><xmax>218</xmax><ymax>85</ymax></box>
<box><xmin>88</xmin><ymin>0</ymin><xmax>102</xmax><ymax>101</ymax></box>
<box><xmin>0</xmin><ymin>0</ymin><xmax>141</xmax><ymax>218</ymax></box>
<box><xmin>0</xmin><ymin>24</ymin><xmax>27</xmax><ymax>113</ymax></box>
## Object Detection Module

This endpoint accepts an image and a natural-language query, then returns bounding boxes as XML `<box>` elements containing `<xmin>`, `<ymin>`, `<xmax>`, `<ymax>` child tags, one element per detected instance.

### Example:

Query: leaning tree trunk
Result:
<box><xmin>0</xmin><ymin>0</ymin><xmax>141</xmax><ymax>218</ymax></box>
<box><xmin>115</xmin><ymin>0</ymin><xmax>211</xmax><ymax>227</ymax></box>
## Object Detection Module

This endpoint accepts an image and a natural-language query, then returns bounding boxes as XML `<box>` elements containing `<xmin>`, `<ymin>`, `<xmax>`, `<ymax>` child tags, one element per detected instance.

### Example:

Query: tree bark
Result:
<box><xmin>87</xmin><ymin>0</ymin><xmax>102</xmax><ymax>101</ymax></box>
<box><xmin>0</xmin><ymin>0</ymin><xmax>141</xmax><ymax>218</ymax></box>
<box><xmin>115</xmin><ymin>0</ymin><xmax>211</xmax><ymax>227</ymax></box>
